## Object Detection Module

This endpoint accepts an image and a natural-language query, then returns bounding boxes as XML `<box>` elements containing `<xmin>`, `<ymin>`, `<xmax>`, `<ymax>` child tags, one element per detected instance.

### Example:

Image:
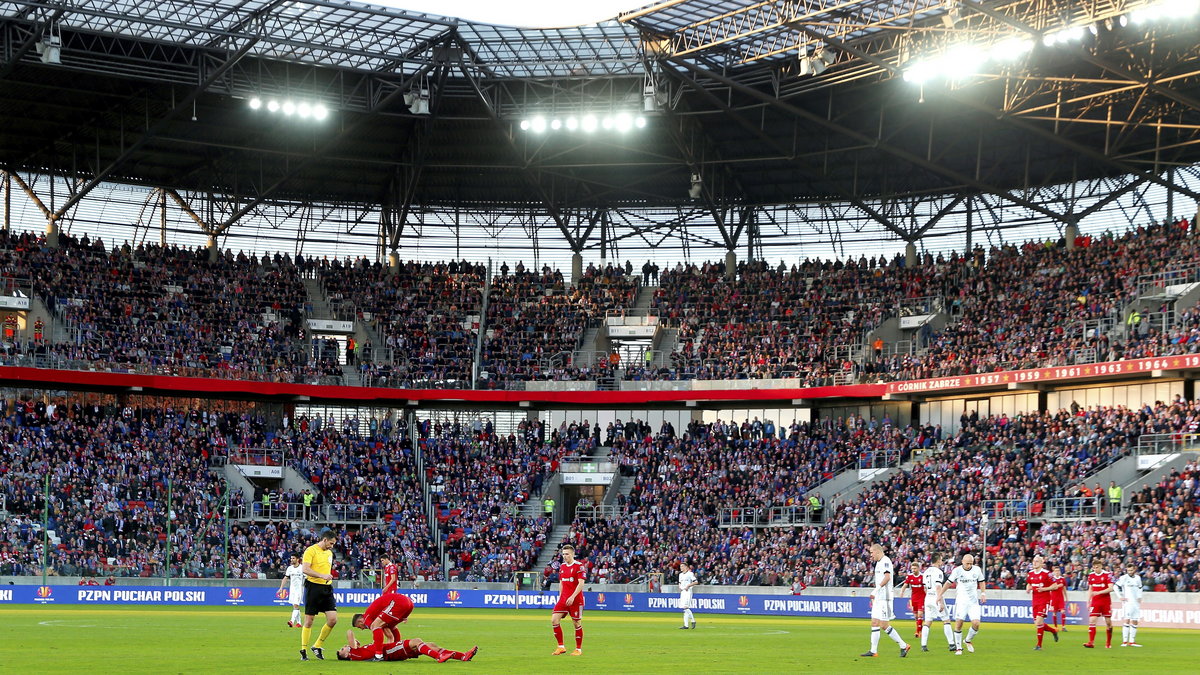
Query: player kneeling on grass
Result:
<box><xmin>350</xmin><ymin>591</ymin><xmax>415</xmax><ymax>661</ymax></box>
<box><xmin>337</xmin><ymin>630</ymin><xmax>478</xmax><ymax>663</ymax></box>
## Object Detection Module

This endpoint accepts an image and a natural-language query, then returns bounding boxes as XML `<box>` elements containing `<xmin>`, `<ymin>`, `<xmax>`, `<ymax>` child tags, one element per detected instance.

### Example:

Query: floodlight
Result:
<box><xmin>531</xmin><ymin>117</ymin><xmax>547</xmax><ymax>133</ymax></box>
<box><xmin>520</xmin><ymin>119</ymin><xmax>531</xmax><ymax>131</ymax></box>
<box><xmin>615</xmin><ymin>113</ymin><xmax>633</xmax><ymax>131</ymax></box>
<box><xmin>282</xmin><ymin>101</ymin><xmax>296</xmax><ymax>115</ymax></box>
<box><xmin>313</xmin><ymin>104</ymin><xmax>329</xmax><ymax>120</ymax></box>
<box><xmin>635</xmin><ymin>116</ymin><xmax>646</xmax><ymax>128</ymax></box>
<box><xmin>550</xmin><ymin>119</ymin><xmax>562</xmax><ymax>130</ymax></box>
<box><xmin>582</xmin><ymin>115</ymin><xmax>598</xmax><ymax>132</ymax></box>
<box><xmin>249</xmin><ymin>97</ymin><xmax>262</xmax><ymax>110</ymax></box>
<box><xmin>565</xmin><ymin>117</ymin><xmax>579</xmax><ymax>131</ymax></box>
<box><xmin>297</xmin><ymin>102</ymin><xmax>311</xmax><ymax>118</ymax></box>
<box><xmin>602</xmin><ymin>117</ymin><xmax>614</xmax><ymax>130</ymax></box>
<box><xmin>267</xmin><ymin>100</ymin><xmax>280</xmax><ymax>112</ymax></box>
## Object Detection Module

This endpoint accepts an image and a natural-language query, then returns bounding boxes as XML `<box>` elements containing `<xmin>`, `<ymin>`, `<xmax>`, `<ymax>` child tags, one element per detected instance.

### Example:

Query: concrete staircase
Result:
<box><xmin>341</xmin><ymin>364</ymin><xmax>362</xmax><ymax>387</ymax></box>
<box><xmin>302</xmin><ymin>277</ymin><xmax>333</xmax><ymax>318</ymax></box>
<box><xmin>533</xmin><ymin>525</ymin><xmax>572</xmax><ymax>570</ymax></box>
<box><xmin>632</xmin><ymin>284</ymin><xmax>655</xmax><ymax>311</ymax></box>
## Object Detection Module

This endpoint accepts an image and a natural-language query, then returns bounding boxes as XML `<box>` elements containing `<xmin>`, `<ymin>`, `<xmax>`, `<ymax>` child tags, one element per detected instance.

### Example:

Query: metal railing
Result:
<box><xmin>574</xmin><ymin>504</ymin><xmax>625</xmax><ymax>519</ymax></box>
<box><xmin>1043</xmin><ymin>497</ymin><xmax>1105</xmax><ymax>521</ymax></box>
<box><xmin>717</xmin><ymin>504</ymin><xmax>824</xmax><ymax>528</ymax></box>
<box><xmin>857</xmin><ymin>449</ymin><xmax>903</xmax><ymax>470</ymax></box>
<box><xmin>1136</xmin><ymin>263</ymin><xmax>1200</xmax><ymax>298</ymax></box>
<box><xmin>559</xmin><ymin>459</ymin><xmax>616</xmax><ymax>474</ymax></box>
<box><xmin>1136</xmin><ymin>433</ymin><xmax>1200</xmax><ymax>457</ymax></box>
<box><xmin>898</xmin><ymin>295</ymin><xmax>945</xmax><ymax>316</ymax></box>
<box><xmin>226</xmin><ymin>448</ymin><xmax>285</xmax><ymax>466</ymax></box>
<box><xmin>982</xmin><ymin>499</ymin><xmax>1034</xmax><ymax>520</ymax></box>
<box><xmin>248</xmin><ymin>501</ymin><xmax>315</xmax><ymax>522</ymax></box>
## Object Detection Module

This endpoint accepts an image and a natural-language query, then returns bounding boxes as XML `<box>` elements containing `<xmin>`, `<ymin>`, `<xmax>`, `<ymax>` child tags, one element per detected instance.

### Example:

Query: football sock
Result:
<box><xmin>1105</xmin><ymin>627</ymin><xmax>1112</xmax><ymax>647</ymax></box>
<box><xmin>575</xmin><ymin>626</ymin><xmax>584</xmax><ymax>649</ymax></box>
<box><xmin>966</xmin><ymin>626</ymin><xmax>978</xmax><ymax>643</ymax></box>
<box><xmin>870</xmin><ymin>627</ymin><xmax>881</xmax><ymax>653</ymax></box>
<box><xmin>1121</xmin><ymin>625</ymin><xmax>1128</xmax><ymax>642</ymax></box>
<box><xmin>301</xmin><ymin>625</ymin><xmax>312</xmax><ymax>649</ymax></box>
<box><xmin>1043</xmin><ymin>624</ymin><xmax>1056</xmax><ymax>635</ymax></box>
<box><xmin>553</xmin><ymin>625</ymin><xmax>564</xmax><ymax>648</ymax></box>
<box><xmin>886</xmin><ymin>627</ymin><xmax>906</xmax><ymax>646</ymax></box>
<box><xmin>290</xmin><ymin>609</ymin><xmax>300</xmax><ymax>624</ymax></box>
<box><xmin>943</xmin><ymin>622</ymin><xmax>953</xmax><ymax>645</ymax></box>
<box><xmin>372</xmin><ymin>628</ymin><xmax>386</xmax><ymax>655</ymax></box>
<box><xmin>314</xmin><ymin>624</ymin><xmax>333</xmax><ymax>648</ymax></box>
<box><xmin>1087</xmin><ymin>626</ymin><xmax>1097</xmax><ymax>643</ymax></box>
<box><xmin>954</xmin><ymin>630</ymin><xmax>963</xmax><ymax>649</ymax></box>
<box><xmin>1130</xmin><ymin>626</ymin><xmax>1138</xmax><ymax>642</ymax></box>
<box><xmin>921</xmin><ymin>624</ymin><xmax>930</xmax><ymax>646</ymax></box>
<box><xmin>683</xmin><ymin>609</ymin><xmax>694</xmax><ymax>626</ymax></box>
<box><xmin>417</xmin><ymin>643</ymin><xmax>443</xmax><ymax>659</ymax></box>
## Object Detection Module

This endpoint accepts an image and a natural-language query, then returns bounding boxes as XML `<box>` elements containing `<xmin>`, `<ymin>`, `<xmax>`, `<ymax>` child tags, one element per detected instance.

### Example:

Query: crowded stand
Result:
<box><xmin>480</xmin><ymin>262</ymin><xmax>638</xmax><ymax>385</ymax></box>
<box><xmin>420</xmin><ymin>417</ymin><xmax>594</xmax><ymax>581</ymax></box>
<box><xmin>564</xmin><ymin>398</ymin><xmax>1200</xmax><ymax>590</ymax></box>
<box><xmin>0</xmin><ymin>230</ymin><xmax>327</xmax><ymax>383</ymax></box>
<box><xmin>315</xmin><ymin>257</ymin><xmax>485</xmax><ymax>388</ymax></box>
<box><xmin>865</xmin><ymin>218</ymin><xmax>1200</xmax><ymax>381</ymax></box>
<box><xmin>570</xmin><ymin>415</ymin><xmax>933</xmax><ymax>584</ymax></box>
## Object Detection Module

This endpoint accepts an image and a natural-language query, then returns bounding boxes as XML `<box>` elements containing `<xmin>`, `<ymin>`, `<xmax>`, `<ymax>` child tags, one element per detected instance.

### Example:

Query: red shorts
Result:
<box><xmin>373</xmin><ymin>595</ymin><xmax>415</xmax><ymax>627</ymax></box>
<box><xmin>383</xmin><ymin>640</ymin><xmax>421</xmax><ymax>661</ymax></box>
<box><xmin>1032</xmin><ymin>597</ymin><xmax>1052</xmax><ymax>618</ymax></box>
<box><xmin>1050</xmin><ymin>597</ymin><xmax>1065</xmax><ymax>611</ymax></box>
<box><xmin>553</xmin><ymin>599</ymin><xmax>583</xmax><ymax>620</ymax></box>
<box><xmin>1089</xmin><ymin>600</ymin><xmax>1111</xmax><ymax>618</ymax></box>
<box><xmin>911</xmin><ymin>594</ymin><xmax>926</xmax><ymax>612</ymax></box>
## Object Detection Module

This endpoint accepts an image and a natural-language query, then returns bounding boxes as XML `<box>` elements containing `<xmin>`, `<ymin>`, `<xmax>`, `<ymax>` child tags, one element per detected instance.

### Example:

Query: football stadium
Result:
<box><xmin>1</xmin><ymin>0</ymin><xmax>1199</xmax><ymax>672</ymax></box>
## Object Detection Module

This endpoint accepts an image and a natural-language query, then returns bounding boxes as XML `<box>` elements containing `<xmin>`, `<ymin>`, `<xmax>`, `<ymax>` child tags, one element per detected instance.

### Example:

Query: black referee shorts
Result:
<box><xmin>304</xmin><ymin>580</ymin><xmax>336</xmax><ymax>615</ymax></box>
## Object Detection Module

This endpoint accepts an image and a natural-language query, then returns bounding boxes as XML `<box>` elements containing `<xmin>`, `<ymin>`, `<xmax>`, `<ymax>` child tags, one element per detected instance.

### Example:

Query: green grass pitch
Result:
<box><xmin>0</xmin><ymin>605</ymin><xmax>1192</xmax><ymax>673</ymax></box>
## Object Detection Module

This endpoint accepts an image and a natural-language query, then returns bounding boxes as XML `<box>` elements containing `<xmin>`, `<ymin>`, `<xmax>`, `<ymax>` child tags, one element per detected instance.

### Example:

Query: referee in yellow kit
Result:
<box><xmin>299</xmin><ymin>529</ymin><xmax>338</xmax><ymax>661</ymax></box>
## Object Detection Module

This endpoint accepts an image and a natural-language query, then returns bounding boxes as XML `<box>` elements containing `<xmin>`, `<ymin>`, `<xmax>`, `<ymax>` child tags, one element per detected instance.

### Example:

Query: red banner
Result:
<box><xmin>884</xmin><ymin>355</ymin><xmax>1200</xmax><ymax>396</ymax></box>
<box><xmin>0</xmin><ymin>365</ymin><xmax>885</xmax><ymax>405</ymax></box>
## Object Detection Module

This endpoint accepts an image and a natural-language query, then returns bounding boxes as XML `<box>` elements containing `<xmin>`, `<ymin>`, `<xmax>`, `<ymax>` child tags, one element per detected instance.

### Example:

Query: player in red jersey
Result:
<box><xmin>903</xmin><ymin>561</ymin><xmax>925</xmax><ymax>639</ymax></box>
<box><xmin>351</xmin><ymin>592</ymin><xmax>415</xmax><ymax>660</ymax></box>
<box><xmin>336</xmin><ymin>630</ymin><xmax>478</xmax><ymax>663</ymax></box>
<box><xmin>1026</xmin><ymin>555</ymin><xmax>1060</xmax><ymax>650</ymax></box>
<box><xmin>1083</xmin><ymin>559</ymin><xmax>1115</xmax><ymax>649</ymax></box>
<box><xmin>1049</xmin><ymin>565</ymin><xmax>1068</xmax><ymax>631</ymax></box>
<box><xmin>381</xmin><ymin>555</ymin><xmax>399</xmax><ymax>594</ymax></box>
<box><xmin>550</xmin><ymin>544</ymin><xmax>585</xmax><ymax>656</ymax></box>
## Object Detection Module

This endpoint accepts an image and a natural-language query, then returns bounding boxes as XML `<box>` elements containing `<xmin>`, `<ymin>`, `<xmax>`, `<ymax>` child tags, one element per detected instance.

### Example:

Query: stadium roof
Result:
<box><xmin>2</xmin><ymin>0</ymin><xmax>1199</xmax><ymax>248</ymax></box>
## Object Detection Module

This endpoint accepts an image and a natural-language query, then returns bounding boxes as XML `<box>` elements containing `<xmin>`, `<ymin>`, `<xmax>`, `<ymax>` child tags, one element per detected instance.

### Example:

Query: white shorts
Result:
<box><xmin>953</xmin><ymin>601</ymin><xmax>981</xmax><ymax>623</ymax></box>
<box><xmin>288</xmin><ymin>588</ymin><xmax>304</xmax><ymax>606</ymax></box>
<box><xmin>679</xmin><ymin>591</ymin><xmax>694</xmax><ymax>609</ymax></box>
<box><xmin>924</xmin><ymin>600</ymin><xmax>949</xmax><ymax>623</ymax></box>
<box><xmin>1123</xmin><ymin>602</ymin><xmax>1141</xmax><ymax>621</ymax></box>
<box><xmin>871</xmin><ymin>597</ymin><xmax>895</xmax><ymax>622</ymax></box>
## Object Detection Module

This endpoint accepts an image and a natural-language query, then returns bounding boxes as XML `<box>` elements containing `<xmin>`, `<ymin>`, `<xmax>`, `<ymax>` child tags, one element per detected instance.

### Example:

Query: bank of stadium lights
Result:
<box><xmin>518</xmin><ymin>113</ymin><xmax>648</xmax><ymax>134</ymax></box>
<box><xmin>247</xmin><ymin>97</ymin><xmax>329</xmax><ymax>120</ymax></box>
<box><xmin>903</xmin><ymin>0</ymin><xmax>1200</xmax><ymax>85</ymax></box>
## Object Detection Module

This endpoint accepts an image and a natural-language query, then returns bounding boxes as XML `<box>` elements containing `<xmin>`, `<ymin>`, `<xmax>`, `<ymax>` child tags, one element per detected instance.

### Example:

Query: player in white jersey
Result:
<box><xmin>677</xmin><ymin>562</ymin><xmax>698</xmax><ymax>629</ymax></box>
<box><xmin>1115</xmin><ymin>562</ymin><xmax>1144</xmax><ymax>647</ymax></box>
<box><xmin>860</xmin><ymin>544</ymin><xmax>911</xmax><ymax>658</ymax></box>
<box><xmin>920</xmin><ymin>552</ymin><xmax>954</xmax><ymax>652</ymax></box>
<box><xmin>937</xmin><ymin>553</ymin><xmax>986</xmax><ymax>655</ymax></box>
<box><xmin>277</xmin><ymin>553</ymin><xmax>306</xmax><ymax>627</ymax></box>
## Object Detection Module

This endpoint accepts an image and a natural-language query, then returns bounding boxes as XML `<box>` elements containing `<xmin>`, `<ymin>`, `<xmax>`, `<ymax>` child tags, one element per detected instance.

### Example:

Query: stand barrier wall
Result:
<box><xmin>6</xmin><ymin>586</ymin><xmax>1199</xmax><ymax>629</ymax></box>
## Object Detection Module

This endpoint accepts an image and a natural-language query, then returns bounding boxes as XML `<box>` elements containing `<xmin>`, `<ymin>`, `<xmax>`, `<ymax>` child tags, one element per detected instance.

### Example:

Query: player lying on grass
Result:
<box><xmin>337</xmin><ymin>631</ymin><xmax>478</xmax><ymax>663</ymax></box>
<box><xmin>350</xmin><ymin>591</ymin><xmax>415</xmax><ymax>660</ymax></box>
